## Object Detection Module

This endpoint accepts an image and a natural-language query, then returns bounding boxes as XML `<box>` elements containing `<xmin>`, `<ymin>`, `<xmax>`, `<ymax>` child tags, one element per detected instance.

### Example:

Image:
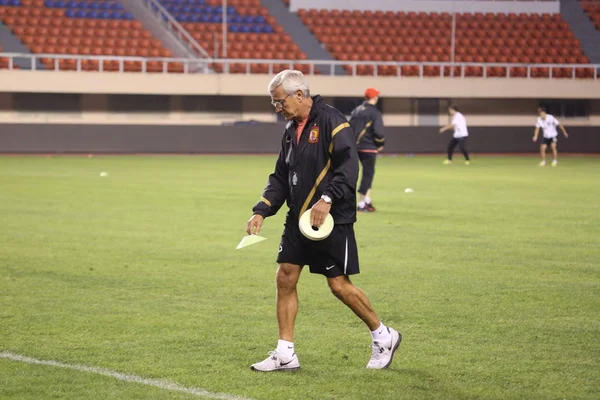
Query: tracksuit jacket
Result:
<box><xmin>348</xmin><ymin>102</ymin><xmax>386</xmax><ymax>152</ymax></box>
<box><xmin>252</xmin><ymin>95</ymin><xmax>359</xmax><ymax>224</ymax></box>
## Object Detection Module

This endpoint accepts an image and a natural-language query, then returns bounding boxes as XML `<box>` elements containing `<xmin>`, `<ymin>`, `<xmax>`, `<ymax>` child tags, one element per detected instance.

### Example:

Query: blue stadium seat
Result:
<box><xmin>214</xmin><ymin>6</ymin><xmax>222</xmax><ymax>14</ymax></box>
<box><xmin>200</xmin><ymin>15</ymin><xmax>210</xmax><ymax>22</ymax></box>
<box><xmin>8</xmin><ymin>0</ymin><xmax>20</xmax><ymax>5</ymax></box>
<box><xmin>188</xmin><ymin>14</ymin><xmax>199</xmax><ymax>22</ymax></box>
<box><xmin>263</xmin><ymin>25</ymin><xmax>274</xmax><ymax>33</ymax></box>
<box><xmin>254</xmin><ymin>16</ymin><xmax>266</xmax><ymax>24</ymax></box>
<box><xmin>204</xmin><ymin>6</ymin><xmax>213</xmax><ymax>14</ymax></box>
<box><xmin>100</xmin><ymin>2</ymin><xmax>111</xmax><ymax>10</ymax></box>
<box><xmin>227</xmin><ymin>6</ymin><xmax>235</xmax><ymax>15</ymax></box>
<box><xmin>175</xmin><ymin>13</ymin><xmax>188</xmax><ymax>22</ymax></box>
<box><xmin>180</xmin><ymin>5</ymin><xmax>190</xmax><ymax>13</ymax></box>
<box><xmin>229</xmin><ymin>24</ymin><xmax>240</xmax><ymax>33</ymax></box>
<box><xmin>123</xmin><ymin>12</ymin><xmax>133</xmax><ymax>20</ymax></box>
<box><xmin>65</xmin><ymin>0</ymin><xmax>78</xmax><ymax>8</ymax></box>
<box><xmin>99</xmin><ymin>10</ymin><xmax>111</xmax><ymax>18</ymax></box>
<box><xmin>210</xmin><ymin>14</ymin><xmax>222</xmax><ymax>23</ymax></box>
<box><xmin>87</xmin><ymin>10</ymin><xmax>98</xmax><ymax>18</ymax></box>
<box><xmin>242</xmin><ymin>15</ymin><xmax>254</xmax><ymax>24</ymax></box>
<box><xmin>232</xmin><ymin>15</ymin><xmax>243</xmax><ymax>23</ymax></box>
<box><xmin>111</xmin><ymin>3</ymin><xmax>124</xmax><ymax>10</ymax></box>
<box><xmin>65</xmin><ymin>9</ymin><xmax>76</xmax><ymax>17</ymax></box>
<box><xmin>111</xmin><ymin>11</ymin><xmax>123</xmax><ymax>19</ymax></box>
<box><xmin>191</xmin><ymin>6</ymin><xmax>202</xmax><ymax>13</ymax></box>
<box><xmin>74</xmin><ymin>9</ymin><xmax>86</xmax><ymax>17</ymax></box>
<box><xmin>88</xmin><ymin>2</ymin><xmax>100</xmax><ymax>9</ymax></box>
<box><xmin>78</xmin><ymin>1</ymin><xmax>88</xmax><ymax>9</ymax></box>
<box><xmin>166</xmin><ymin>4</ymin><xmax>178</xmax><ymax>12</ymax></box>
<box><xmin>240</xmin><ymin>24</ymin><xmax>251</xmax><ymax>33</ymax></box>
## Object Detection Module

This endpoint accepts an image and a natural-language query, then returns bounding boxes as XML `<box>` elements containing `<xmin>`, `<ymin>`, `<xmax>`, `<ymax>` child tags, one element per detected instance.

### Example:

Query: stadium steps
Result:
<box><xmin>120</xmin><ymin>0</ymin><xmax>203</xmax><ymax>59</ymax></box>
<box><xmin>0</xmin><ymin>20</ymin><xmax>44</xmax><ymax>68</ymax></box>
<box><xmin>561</xmin><ymin>0</ymin><xmax>600</xmax><ymax>63</ymax></box>
<box><xmin>259</xmin><ymin>0</ymin><xmax>345</xmax><ymax>75</ymax></box>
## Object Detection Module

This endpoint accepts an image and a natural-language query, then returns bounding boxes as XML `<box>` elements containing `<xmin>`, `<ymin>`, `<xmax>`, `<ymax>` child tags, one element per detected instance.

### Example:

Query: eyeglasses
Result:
<box><xmin>270</xmin><ymin>94</ymin><xmax>291</xmax><ymax>108</ymax></box>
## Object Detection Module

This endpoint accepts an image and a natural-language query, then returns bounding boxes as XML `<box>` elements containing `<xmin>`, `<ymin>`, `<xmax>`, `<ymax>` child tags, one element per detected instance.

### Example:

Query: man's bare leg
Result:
<box><xmin>327</xmin><ymin>275</ymin><xmax>380</xmax><ymax>330</ymax></box>
<box><xmin>327</xmin><ymin>275</ymin><xmax>402</xmax><ymax>369</ymax></box>
<box><xmin>277</xmin><ymin>263</ymin><xmax>302</xmax><ymax>341</ymax></box>
<box><xmin>251</xmin><ymin>263</ymin><xmax>302</xmax><ymax>372</ymax></box>
<box><xmin>540</xmin><ymin>144</ymin><xmax>548</xmax><ymax>165</ymax></box>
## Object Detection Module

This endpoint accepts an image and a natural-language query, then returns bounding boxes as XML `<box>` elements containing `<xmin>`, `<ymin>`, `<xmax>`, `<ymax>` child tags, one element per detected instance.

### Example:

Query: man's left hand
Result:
<box><xmin>310</xmin><ymin>199</ymin><xmax>332</xmax><ymax>227</ymax></box>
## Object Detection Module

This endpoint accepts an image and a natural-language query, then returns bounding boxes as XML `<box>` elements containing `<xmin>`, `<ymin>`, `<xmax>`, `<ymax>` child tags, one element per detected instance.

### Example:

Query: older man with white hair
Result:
<box><xmin>246</xmin><ymin>70</ymin><xmax>402</xmax><ymax>372</ymax></box>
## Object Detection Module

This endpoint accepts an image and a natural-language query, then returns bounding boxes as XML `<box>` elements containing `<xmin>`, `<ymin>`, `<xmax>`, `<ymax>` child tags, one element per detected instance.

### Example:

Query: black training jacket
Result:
<box><xmin>348</xmin><ymin>102</ymin><xmax>386</xmax><ymax>151</ymax></box>
<box><xmin>252</xmin><ymin>95</ymin><xmax>359</xmax><ymax>224</ymax></box>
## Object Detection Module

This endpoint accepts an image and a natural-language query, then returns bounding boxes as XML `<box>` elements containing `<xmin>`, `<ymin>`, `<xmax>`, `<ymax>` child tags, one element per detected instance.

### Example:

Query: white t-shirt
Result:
<box><xmin>451</xmin><ymin>112</ymin><xmax>469</xmax><ymax>138</ymax></box>
<box><xmin>536</xmin><ymin>114</ymin><xmax>560</xmax><ymax>138</ymax></box>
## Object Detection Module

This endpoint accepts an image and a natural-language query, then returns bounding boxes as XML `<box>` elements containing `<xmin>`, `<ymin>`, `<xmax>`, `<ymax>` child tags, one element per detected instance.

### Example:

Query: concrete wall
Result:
<box><xmin>1</xmin><ymin>70</ymin><xmax>599</xmax><ymax>99</ymax></box>
<box><xmin>0</xmin><ymin>124</ymin><xmax>597</xmax><ymax>154</ymax></box>
<box><xmin>289</xmin><ymin>0</ymin><xmax>560</xmax><ymax>14</ymax></box>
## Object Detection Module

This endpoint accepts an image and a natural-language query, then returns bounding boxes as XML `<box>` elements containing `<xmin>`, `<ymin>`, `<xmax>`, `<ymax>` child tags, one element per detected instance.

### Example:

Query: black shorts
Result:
<box><xmin>276</xmin><ymin>217</ymin><xmax>360</xmax><ymax>278</ymax></box>
<box><xmin>543</xmin><ymin>137</ymin><xmax>558</xmax><ymax>146</ymax></box>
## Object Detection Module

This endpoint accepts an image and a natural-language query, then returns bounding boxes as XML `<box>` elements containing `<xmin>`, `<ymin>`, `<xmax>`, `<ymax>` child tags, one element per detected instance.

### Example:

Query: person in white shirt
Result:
<box><xmin>532</xmin><ymin>107</ymin><xmax>569</xmax><ymax>166</ymax></box>
<box><xmin>439</xmin><ymin>105</ymin><xmax>470</xmax><ymax>165</ymax></box>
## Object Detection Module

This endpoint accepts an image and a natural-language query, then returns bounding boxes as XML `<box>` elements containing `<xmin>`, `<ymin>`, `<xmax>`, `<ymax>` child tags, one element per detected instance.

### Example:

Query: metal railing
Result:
<box><xmin>1</xmin><ymin>53</ymin><xmax>598</xmax><ymax>79</ymax></box>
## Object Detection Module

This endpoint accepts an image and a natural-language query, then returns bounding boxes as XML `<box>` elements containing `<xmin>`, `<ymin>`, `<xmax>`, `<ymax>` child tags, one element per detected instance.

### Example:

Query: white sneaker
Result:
<box><xmin>366</xmin><ymin>327</ymin><xmax>402</xmax><ymax>369</ymax></box>
<box><xmin>539</xmin><ymin>160</ymin><xmax>546</xmax><ymax>167</ymax></box>
<box><xmin>250</xmin><ymin>350</ymin><xmax>300</xmax><ymax>372</ymax></box>
<box><xmin>552</xmin><ymin>160</ymin><xmax>558</xmax><ymax>166</ymax></box>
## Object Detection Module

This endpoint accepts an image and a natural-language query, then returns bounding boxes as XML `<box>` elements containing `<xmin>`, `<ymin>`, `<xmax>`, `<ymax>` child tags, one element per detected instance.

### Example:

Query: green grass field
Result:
<box><xmin>1</xmin><ymin>155</ymin><xmax>599</xmax><ymax>400</ymax></box>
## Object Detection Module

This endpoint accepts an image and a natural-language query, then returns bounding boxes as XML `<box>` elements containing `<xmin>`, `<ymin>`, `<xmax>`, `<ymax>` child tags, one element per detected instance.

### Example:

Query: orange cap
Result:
<box><xmin>364</xmin><ymin>88</ymin><xmax>381</xmax><ymax>99</ymax></box>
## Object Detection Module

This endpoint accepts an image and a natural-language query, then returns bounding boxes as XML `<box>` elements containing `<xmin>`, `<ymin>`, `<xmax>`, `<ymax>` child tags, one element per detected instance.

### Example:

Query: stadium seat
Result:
<box><xmin>0</xmin><ymin>0</ymin><xmax>180</xmax><ymax>72</ymax></box>
<box><xmin>580</xmin><ymin>0</ymin><xmax>600</xmax><ymax>31</ymax></box>
<box><xmin>172</xmin><ymin>0</ymin><xmax>305</xmax><ymax>67</ymax></box>
<box><xmin>296</xmin><ymin>8</ymin><xmax>592</xmax><ymax>77</ymax></box>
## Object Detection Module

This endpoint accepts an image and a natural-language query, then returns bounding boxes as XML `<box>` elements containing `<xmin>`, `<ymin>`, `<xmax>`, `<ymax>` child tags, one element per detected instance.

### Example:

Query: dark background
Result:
<box><xmin>0</xmin><ymin>124</ymin><xmax>597</xmax><ymax>154</ymax></box>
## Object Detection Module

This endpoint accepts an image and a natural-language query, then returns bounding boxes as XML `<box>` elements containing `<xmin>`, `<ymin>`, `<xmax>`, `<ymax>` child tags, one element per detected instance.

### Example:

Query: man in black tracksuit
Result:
<box><xmin>246</xmin><ymin>70</ymin><xmax>401</xmax><ymax>373</ymax></box>
<box><xmin>349</xmin><ymin>88</ymin><xmax>386</xmax><ymax>212</ymax></box>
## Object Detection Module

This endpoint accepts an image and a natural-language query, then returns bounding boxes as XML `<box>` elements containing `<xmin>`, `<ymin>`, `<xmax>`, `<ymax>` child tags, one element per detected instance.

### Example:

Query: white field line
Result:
<box><xmin>0</xmin><ymin>352</ymin><xmax>256</xmax><ymax>400</ymax></box>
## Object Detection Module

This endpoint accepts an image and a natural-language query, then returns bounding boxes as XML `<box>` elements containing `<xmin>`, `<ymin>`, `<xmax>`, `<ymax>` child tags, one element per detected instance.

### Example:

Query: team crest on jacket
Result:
<box><xmin>308</xmin><ymin>126</ymin><xmax>320</xmax><ymax>143</ymax></box>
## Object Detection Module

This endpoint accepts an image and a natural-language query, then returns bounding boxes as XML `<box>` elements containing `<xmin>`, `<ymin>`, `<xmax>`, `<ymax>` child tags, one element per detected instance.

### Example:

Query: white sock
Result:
<box><xmin>358</xmin><ymin>201</ymin><xmax>366</xmax><ymax>208</ymax></box>
<box><xmin>276</xmin><ymin>339</ymin><xmax>295</xmax><ymax>357</ymax></box>
<box><xmin>365</xmin><ymin>196</ymin><xmax>371</xmax><ymax>204</ymax></box>
<box><xmin>371</xmin><ymin>322</ymin><xmax>391</xmax><ymax>342</ymax></box>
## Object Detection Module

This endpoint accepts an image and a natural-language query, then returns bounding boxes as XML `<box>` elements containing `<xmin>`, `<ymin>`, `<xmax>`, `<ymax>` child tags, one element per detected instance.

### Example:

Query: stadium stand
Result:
<box><xmin>581</xmin><ymin>0</ymin><xmax>600</xmax><ymax>30</ymax></box>
<box><xmin>0</xmin><ymin>0</ymin><xmax>597</xmax><ymax>77</ymax></box>
<box><xmin>296</xmin><ymin>8</ymin><xmax>594</xmax><ymax>78</ymax></box>
<box><xmin>0</xmin><ymin>0</ymin><xmax>181</xmax><ymax>72</ymax></box>
<box><xmin>161</xmin><ymin>0</ymin><xmax>309</xmax><ymax>74</ymax></box>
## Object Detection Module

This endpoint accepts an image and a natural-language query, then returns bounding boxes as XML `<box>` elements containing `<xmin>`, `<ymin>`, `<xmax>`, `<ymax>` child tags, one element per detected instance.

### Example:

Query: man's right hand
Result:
<box><xmin>532</xmin><ymin>136</ymin><xmax>537</xmax><ymax>142</ymax></box>
<box><xmin>246</xmin><ymin>214</ymin><xmax>264</xmax><ymax>235</ymax></box>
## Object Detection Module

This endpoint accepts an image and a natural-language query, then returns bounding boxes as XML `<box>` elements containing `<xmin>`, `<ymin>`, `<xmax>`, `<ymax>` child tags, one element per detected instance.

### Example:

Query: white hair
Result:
<box><xmin>268</xmin><ymin>69</ymin><xmax>310</xmax><ymax>97</ymax></box>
